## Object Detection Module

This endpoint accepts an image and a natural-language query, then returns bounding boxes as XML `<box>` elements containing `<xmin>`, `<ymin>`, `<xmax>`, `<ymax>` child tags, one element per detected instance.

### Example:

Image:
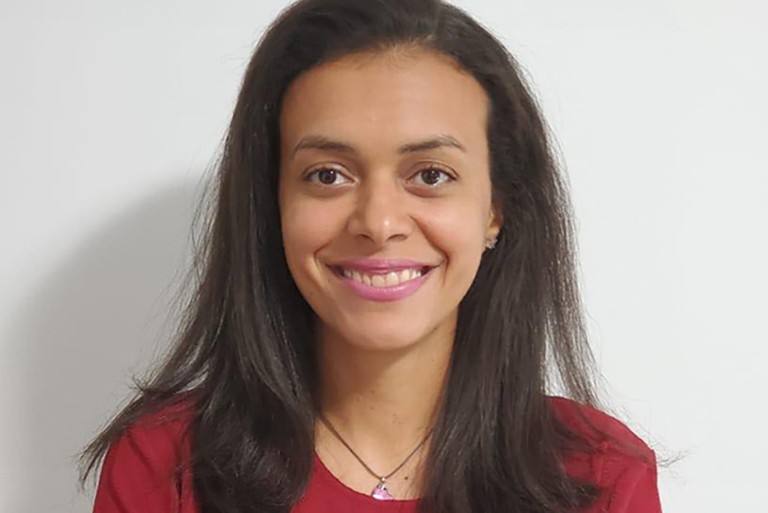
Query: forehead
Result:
<box><xmin>279</xmin><ymin>48</ymin><xmax>490</xmax><ymax>157</ymax></box>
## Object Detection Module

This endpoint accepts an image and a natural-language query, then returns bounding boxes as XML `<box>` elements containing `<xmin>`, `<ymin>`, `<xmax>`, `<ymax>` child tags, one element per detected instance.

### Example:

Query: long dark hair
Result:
<box><xmin>79</xmin><ymin>0</ymin><xmax>607</xmax><ymax>511</ymax></box>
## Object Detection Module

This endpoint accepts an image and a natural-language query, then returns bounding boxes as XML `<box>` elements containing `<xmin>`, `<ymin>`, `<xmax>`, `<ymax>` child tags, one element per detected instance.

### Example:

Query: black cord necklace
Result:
<box><xmin>317</xmin><ymin>412</ymin><xmax>433</xmax><ymax>500</ymax></box>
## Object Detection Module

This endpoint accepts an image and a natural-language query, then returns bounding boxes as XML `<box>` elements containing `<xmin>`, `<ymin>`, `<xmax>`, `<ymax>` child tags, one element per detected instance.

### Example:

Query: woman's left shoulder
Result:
<box><xmin>546</xmin><ymin>396</ymin><xmax>663</xmax><ymax>512</ymax></box>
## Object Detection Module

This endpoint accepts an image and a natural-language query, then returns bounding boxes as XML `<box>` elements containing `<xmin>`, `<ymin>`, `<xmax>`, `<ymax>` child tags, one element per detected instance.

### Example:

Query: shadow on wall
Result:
<box><xmin>10</xmin><ymin>177</ymin><xmax>208</xmax><ymax>513</ymax></box>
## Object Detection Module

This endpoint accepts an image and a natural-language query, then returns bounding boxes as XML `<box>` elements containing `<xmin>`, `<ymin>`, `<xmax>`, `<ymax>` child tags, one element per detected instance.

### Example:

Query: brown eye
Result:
<box><xmin>306</xmin><ymin>167</ymin><xmax>350</xmax><ymax>186</ymax></box>
<box><xmin>413</xmin><ymin>167</ymin><xmax>453</xmax><ymax>187</ymax></box>
<box><xmin>318</xmin><ymin>169</ymin><xmax>337</xmax><ymax>184</ymax></box>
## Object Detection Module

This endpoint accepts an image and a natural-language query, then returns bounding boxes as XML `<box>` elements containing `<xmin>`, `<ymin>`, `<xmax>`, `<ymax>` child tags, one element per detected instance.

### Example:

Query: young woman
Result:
<box><xmin>80</xmin><ymin>0</ymin><xmax>662</xmax><ymax>512</ymax></box>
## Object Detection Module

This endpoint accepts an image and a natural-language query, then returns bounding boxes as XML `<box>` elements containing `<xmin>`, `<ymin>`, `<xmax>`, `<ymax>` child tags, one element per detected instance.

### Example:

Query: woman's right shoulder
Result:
<box><xmin>129</xmin><ymin>394</ymin><xmax>197</xmax><ymax>436</ymax></box>
<box><xmin>93</xmin><ymin>393</ymin><xmax>200</xmax><ymax>512</ymax></box>
<box><xmin>117</xmin><ymin>393</ymin><xmax>198</xmax><ymax>456</ymax></box>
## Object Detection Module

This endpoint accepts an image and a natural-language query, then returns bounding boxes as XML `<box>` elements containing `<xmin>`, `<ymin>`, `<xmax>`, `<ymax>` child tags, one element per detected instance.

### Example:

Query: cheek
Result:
<box><xmin>420</xmin><ymin>200</ymin><xmax>488</xmax><ymax>272</ymax></box>
<box><xmin>280</xmin><ymin>198</ymin><xmax>340</xmax><ymax>276</ymax></box>
<box><xmin>426</xmin><ymin>191</ymin><xmax>490</xmax><ymax>243</ymax></box>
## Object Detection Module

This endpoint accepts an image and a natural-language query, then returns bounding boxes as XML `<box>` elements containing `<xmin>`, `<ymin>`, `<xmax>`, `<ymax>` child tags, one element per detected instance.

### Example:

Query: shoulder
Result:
<box><xmin>546</xmin><ymin>396</ymin><xmax>662</xmax><ymax>512</ymax></box>
<box><xmin>93</xmin><ymin>395</ymin><xmax>199</xmax><ymax>512</ymax></box>
<box><xmin>128</xmin><ymin>395</ymin><xmax>197</xmax><ymax>439</ymax></box>
<box><xmin>116</xmin><ymin>395</ymin><xmax>197</xmax><ymax>465</ymax></box>
<box><xmin>547</xmin><ymin>396</ymin><xmax>654</xmax><ymax>457</ymax></box>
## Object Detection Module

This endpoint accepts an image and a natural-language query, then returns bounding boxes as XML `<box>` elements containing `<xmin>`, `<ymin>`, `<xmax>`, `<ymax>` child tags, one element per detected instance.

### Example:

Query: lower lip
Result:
<box><xmin>331</xmin><ymin>267</ymin><xmax>432</xmax><ymax>302</ymax></box>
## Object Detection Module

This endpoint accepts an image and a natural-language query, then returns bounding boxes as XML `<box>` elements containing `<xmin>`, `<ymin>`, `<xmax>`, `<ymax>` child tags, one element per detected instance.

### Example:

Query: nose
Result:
<box><xmin>346</xmin><ymin>174</ymin><xmax>413</xmax><ymax>247</ymax></box>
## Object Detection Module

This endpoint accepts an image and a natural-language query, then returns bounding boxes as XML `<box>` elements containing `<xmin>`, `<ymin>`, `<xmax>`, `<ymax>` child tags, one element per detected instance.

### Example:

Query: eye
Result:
<box><xmin>305</xmin><ymin>166</ymin><xmax>351</xmax><ymax>186</ymax></box>
<box><xmin>411</xmin><ymin>166</ymin><xmax>455</xmax><ymax>187</ymax></box>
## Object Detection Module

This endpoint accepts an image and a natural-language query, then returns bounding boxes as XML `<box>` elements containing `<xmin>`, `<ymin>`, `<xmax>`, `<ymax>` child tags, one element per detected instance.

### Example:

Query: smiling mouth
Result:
<box><xmin>329</xmin><ymin>265</ymin><xmax>434</xmax><ymax>288</ymax></box>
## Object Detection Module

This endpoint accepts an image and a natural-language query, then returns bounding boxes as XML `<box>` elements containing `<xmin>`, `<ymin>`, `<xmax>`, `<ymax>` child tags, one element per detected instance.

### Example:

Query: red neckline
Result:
<box><xmin>313</xmin><ymin>451</ymin><xmax>421</xmax><ymax>507</ymax></box>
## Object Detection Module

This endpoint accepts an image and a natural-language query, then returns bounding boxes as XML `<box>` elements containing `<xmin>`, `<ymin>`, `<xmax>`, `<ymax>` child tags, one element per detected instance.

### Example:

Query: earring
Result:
<box><xmin>485</xmin><ymin>237</ymin><xmax>497</xmax><ymax>250</ymax></box>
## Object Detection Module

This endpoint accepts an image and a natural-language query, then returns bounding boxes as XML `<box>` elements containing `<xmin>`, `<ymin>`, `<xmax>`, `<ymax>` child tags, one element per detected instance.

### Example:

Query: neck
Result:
<box><xmin>313</xmin><ymin>316</ymin><xmax>454</xmax><ymax>472</ymax></box>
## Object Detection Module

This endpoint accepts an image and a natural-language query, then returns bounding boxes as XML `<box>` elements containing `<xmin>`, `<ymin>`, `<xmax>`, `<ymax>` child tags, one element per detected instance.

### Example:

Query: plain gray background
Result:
<box><xmin>2</xmin><ymin>0</ymin><xmax>766</xmax><ymax>511</ymax></box>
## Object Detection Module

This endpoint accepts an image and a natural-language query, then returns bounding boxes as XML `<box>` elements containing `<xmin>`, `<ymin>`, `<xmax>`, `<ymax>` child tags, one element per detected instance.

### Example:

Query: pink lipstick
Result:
<box><xmin>328</xmin><ymin>258</ymin><xmax>436</xmax><ymax>302</ymax></box>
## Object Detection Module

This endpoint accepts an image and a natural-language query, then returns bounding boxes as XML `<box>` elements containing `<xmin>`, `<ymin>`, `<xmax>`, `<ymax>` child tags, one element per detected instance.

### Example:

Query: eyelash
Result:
<box><xmin>305</xmin><ymin>166</ymin><xmax>455</xmax><ymax>187</ymax></box>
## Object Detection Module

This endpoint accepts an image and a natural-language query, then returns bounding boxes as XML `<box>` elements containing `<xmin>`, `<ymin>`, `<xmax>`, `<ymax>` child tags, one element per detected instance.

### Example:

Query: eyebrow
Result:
<box><xmin>291</xmin><ymin>134</ymin><xmax>466</xmax><ymax>157</ymax></box>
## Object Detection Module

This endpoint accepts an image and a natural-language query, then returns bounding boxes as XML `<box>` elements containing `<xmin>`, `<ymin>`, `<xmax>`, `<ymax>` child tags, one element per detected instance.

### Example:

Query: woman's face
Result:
<box><xmin>278</xmin><ymin>48</ymin><xmax>501</xmax><ymax>352</ymax></box>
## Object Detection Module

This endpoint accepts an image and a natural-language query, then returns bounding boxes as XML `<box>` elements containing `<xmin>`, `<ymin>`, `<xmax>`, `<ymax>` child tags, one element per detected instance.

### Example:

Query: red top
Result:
<box><xmin>92</xmin><ymin>397</ymin><xmax>662</xmax><ymax>513</ymax></box>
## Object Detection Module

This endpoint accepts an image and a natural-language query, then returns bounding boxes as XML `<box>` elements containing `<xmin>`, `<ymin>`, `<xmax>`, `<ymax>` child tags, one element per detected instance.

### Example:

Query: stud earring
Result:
<box><xmin>485</xmin><ymin>237</ymin><xmax>497</xmax><ymax>250</ymax></box>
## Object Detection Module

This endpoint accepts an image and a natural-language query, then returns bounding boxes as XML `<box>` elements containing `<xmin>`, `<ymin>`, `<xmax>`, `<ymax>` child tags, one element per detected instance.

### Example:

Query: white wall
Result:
<box><xmin>2</xmin><ymin>1</ymin><xmax>765</xmax><ymax>511</ymax></box>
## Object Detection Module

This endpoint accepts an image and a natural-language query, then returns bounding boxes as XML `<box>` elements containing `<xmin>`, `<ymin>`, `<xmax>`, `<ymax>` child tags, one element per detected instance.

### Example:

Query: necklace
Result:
<box><xmin>317</xmin><ymin>412</ymin><xmax>433</xmax><ymax>500</ymax></box>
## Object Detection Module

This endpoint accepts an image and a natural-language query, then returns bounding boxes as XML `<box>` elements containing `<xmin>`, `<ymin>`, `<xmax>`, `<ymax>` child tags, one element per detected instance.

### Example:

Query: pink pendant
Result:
<box><xmin>371</xmin><ymin>479</ymin><xmax>394</xmax><ymax>500</ymax></box>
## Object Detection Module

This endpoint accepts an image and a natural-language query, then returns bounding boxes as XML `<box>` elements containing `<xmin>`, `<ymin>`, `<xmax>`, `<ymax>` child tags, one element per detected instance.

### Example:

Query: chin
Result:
<box><xmin>335</xmin><ymin>322</ymin><xmax>432</xmax><ymax>353</ymax></box>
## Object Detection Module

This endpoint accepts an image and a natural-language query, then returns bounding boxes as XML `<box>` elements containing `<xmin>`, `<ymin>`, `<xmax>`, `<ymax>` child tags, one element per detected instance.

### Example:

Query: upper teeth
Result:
<box><xmin>342</xmin><ymin>268</ymin><xmax>423</xmax><ymax>287</ymax></box>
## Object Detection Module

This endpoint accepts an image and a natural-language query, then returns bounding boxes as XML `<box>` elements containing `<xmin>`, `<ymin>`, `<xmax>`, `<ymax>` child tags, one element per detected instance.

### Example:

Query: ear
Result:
<box><xmin>485</xmin><ymin>203</ymin><xmax>503</xmax><ymax>241</ymax></box>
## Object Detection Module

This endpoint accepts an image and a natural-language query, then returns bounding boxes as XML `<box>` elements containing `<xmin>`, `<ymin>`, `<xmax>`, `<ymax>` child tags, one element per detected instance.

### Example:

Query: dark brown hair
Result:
<box><xmin>80</xmin><ymin>1</ymin><xmax>608</xmax><ymax>511</ymax></box>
